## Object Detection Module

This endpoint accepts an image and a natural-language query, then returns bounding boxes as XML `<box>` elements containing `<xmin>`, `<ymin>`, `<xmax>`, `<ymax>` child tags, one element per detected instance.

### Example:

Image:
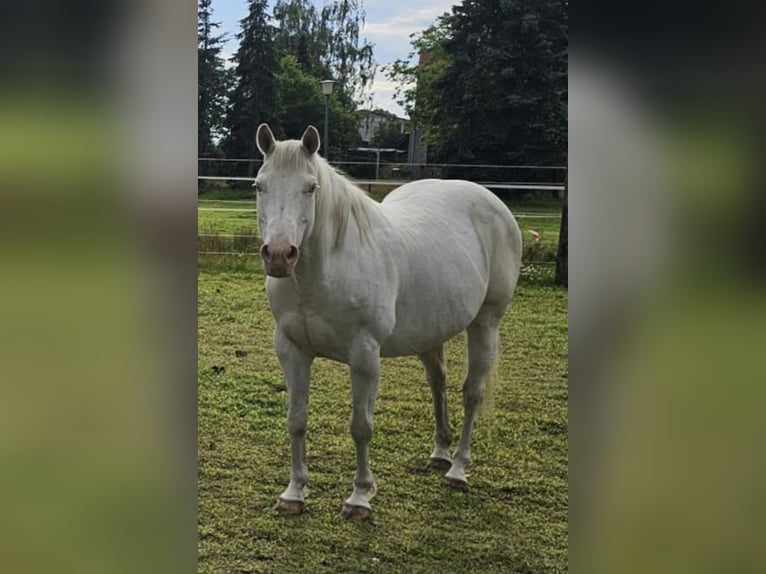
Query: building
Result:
<box><xmin>356</xmin><ymin>109</ymin><xmax>409</xmax><ymax>147</ymax></box>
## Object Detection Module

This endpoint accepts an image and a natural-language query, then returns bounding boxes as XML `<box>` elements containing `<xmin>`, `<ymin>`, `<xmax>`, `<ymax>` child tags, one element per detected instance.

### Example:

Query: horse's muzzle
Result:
<box><xmin>261</xmin><ymin>242</ymin><xmax>299</xmax><ymax>277</ymax></box>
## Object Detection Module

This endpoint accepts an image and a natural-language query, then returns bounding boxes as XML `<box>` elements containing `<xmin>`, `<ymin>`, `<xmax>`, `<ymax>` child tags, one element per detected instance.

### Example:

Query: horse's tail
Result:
<box><xmin>479</xmin><ymin>331</ymin><xmax>501</xmax><ymax>426</ymax></box>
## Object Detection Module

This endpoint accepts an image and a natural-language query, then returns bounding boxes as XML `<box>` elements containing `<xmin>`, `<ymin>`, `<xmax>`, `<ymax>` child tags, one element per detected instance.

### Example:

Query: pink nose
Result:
<box><xmin>260</xmin><ymin>242</ymin><xmax>299</xmax><ymax>277</ymax></box>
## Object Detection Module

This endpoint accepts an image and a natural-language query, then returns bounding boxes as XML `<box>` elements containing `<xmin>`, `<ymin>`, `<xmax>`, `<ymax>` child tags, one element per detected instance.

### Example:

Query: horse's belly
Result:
<box><xmin>380</xmin><ymin>294</ymin><xmax>482</xmax><ymax>357</ymax></box>
<box><xmin>278</xmin><ymin>301</ymin><xmax>470</xmax><ymax>360</ymax></box>
<box><xmin>379</xmin><ymin>324</ymin><xmax>465</xmax><ymax>357</ymax></box>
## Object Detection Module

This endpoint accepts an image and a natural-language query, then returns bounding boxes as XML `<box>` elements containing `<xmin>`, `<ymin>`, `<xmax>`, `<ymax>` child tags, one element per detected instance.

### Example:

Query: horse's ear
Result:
<box><xmin>301</xmin><ymin>126</ymin><xmax>321</xmax><ymax>155</ymax></box>
<box><xmin>256</xmin><ymin>123</ymin><xmax>276</xmax><ymax>156</ymax></box>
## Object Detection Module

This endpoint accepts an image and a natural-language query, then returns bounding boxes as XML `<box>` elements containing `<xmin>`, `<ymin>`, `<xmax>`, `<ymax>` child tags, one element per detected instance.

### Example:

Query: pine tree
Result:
<box><xmin>223</xmin><ymin>0</ymin><xmax>280</xmax><ymax>166</ymax></box>
<box><xmin>198</xmin><ymin>0</ymin><xmax>229</xmax><ymax>157</ymax></box>
<box><xmin>273</xmin><ymin>0</ymin><xmax>322</xmax><ymax>75</ymax></box>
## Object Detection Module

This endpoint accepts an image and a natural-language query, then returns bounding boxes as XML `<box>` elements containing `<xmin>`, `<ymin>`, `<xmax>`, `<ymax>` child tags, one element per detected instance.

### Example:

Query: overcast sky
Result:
<box><xmin>211</xmin><ymin>0</ymin><xmax>456</xmax><ymax>118</ymax></box>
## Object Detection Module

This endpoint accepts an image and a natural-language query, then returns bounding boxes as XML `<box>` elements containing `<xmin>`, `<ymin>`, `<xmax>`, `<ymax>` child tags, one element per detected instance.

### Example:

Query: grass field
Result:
<box><xmin>198</xmin><ymin>181</ymin><xmax>567</xmax><ymax>572</ymax></box>
<box><xmin>198</xmin><ymin>240</ymin><xmax>568</xmax><ymax>572</ymax></box>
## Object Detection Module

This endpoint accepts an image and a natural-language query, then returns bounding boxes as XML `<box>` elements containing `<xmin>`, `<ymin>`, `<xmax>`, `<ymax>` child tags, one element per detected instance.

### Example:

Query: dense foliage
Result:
<box><xmin>222</xmin><ymin>0</ymin><xmax>280</xmax><ymax>165</ymax></box>
<box><xmin>389</xmin><ymin>0</ymin><xmax>567</xmax><ymax>166</ymax></box>
<box><xmin>200</xmin><ymin>0</ymin><xmax>567</xmax><ymax>168</ymax></box>
<box><xmin>198</xmin><ymin>0</ymin><xmax>374</xmax><ymax>161</ymax></box>
<box><xmin>197</xmin><ymin>0</ymin><xmax>230</xmax><ymax>157</ymax></box>
<box><xmin>271</xmin><ymin>0</ymin><xmax>373</xmax><ymax>155</ymax></box>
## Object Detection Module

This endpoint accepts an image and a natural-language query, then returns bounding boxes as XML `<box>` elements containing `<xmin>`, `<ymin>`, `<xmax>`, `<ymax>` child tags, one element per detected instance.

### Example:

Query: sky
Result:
<box><xmin>211</xmin><ymin>0</ymin><xmax>457</xmax><ymax>118</ymax></box>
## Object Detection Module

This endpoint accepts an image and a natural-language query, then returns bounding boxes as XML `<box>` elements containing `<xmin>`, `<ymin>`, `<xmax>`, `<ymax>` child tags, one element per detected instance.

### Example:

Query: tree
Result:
<box><xmin>390</xmin><ymin>0</ymin><xmax>567</xmax><ymax>167</ymax></box>
<box><xmin>555</xmin><ymin>179</ymin><xmax>568</xmax><ymax>286</ymax></box>
<box><xmin>317</xmin><ymin>0</ymin><xmax>376</xmax><ymax>106</ymax></box>
<box><xmin>273</xmin><ymin>0</ymin><xmax>323</xmax><ymax>76</ymax></box>
<box><xmin>275</xmin><ymin>54</ymin><xmax>325</xmax><ymax>138</ymax></box>
<box><xmin>436</xmin><ymin>0</ymin><xmax>567</xmax><ymax>165</ymax></box>
<box><xmin>198</xmin><ymin>0</ymin><xmax>229</xmax><ymax>157</ymax></box>
<box><xmin>387</xmin><ymin>15</ymin><xmax>452</xmax><ymax>144</ymax></box>
<box><xmin>271</xmin><ymin>0</ymin><xmax>373</xmax><ymax>154</ymax></box>
<box><xmin>223</xmin><ymin>0</ymin><xmax>280</xmax><ymax>167</ymax></box>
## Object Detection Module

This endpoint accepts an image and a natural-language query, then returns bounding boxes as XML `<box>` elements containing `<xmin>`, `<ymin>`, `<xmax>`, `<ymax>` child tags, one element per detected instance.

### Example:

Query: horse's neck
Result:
<box><xmin>293</xmin><ymin>237</ymin><xmax>338</xmax><ymax>288</ymax></box>
<box><xmin>296</xmin><ymin>172</ymin><xmax>378</xmax><ymax>281</ymax></box>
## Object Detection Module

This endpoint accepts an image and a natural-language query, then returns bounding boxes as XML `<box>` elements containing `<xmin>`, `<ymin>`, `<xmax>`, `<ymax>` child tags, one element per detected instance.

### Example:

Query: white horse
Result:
<box><xmin>254</xmin><ymin>124</ymin><xmax>522</xmax><ymax>519</ymax></box>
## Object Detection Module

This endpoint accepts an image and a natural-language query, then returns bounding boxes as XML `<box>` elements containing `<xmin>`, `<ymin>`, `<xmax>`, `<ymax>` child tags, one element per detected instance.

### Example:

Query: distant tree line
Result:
<box><xmin>199</xmin><ymin>0</ymin><xmax>567</xmax><ymax>170</ymax></box>
<box><xmin>198</xmin><ymin>0</ymin><xmax>375</xmax><ymax>165</ymax></box>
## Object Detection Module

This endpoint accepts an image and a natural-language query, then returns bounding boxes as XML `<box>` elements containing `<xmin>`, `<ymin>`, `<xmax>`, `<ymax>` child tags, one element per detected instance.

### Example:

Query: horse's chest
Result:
<box><xmin>276</xmin><ymin>310</ymin><xmax>346</xmax><ymax>359</ymax></box>
<box><xmin>267</xmin><ymin>287</ymin><xmax>368</xmax><ymax>361</ymax></box>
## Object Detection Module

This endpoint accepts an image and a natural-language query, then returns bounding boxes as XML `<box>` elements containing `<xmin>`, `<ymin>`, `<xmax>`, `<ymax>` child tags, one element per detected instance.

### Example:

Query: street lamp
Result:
<box><xmin>320</xmin><ymin>79</ymin><xmax>335</xmax><ymax>158</ymax></box>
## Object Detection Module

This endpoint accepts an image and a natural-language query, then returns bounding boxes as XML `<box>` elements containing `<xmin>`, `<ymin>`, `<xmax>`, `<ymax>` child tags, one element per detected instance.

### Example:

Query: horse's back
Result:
<box><xmin>381</xmin><ymin>178</ymin><xmax>521</xmax><ymax>272</ymax></box>
<box><xmin>383</xmin><ymin>178</ymin><xmax>516</xmax><ymax>225</ymax></box>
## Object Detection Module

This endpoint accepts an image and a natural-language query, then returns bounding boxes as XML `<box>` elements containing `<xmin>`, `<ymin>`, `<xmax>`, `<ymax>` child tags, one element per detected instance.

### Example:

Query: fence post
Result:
<box><xmin>554</xmin><ymin>175</ymin><xmax>568</xmax><ymax>287</ymax></box>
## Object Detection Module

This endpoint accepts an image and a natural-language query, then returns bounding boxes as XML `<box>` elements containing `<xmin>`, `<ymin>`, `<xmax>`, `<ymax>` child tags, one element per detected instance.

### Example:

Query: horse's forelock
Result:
<box><xmin>265</xmin><ymin>138</ymin><xmax>374</xmax><ymax>248</ymax></box>
<box><xmin>269</xmin><ymin>140</ymin><xmax>314</xmax><ymax>171</ymax></box>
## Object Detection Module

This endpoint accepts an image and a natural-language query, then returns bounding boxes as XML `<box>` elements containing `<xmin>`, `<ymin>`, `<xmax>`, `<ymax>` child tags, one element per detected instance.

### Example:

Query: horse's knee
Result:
<box><xmin>350</xmin><ymin>412</ymin><xmax>373</xmax><ymax>444</ymax></box>
<box><xmin>429</xmin><ymin>370</ymin><xmax>447</xmax><ymax>393</ymax></box>
<box><xmin>462</xmin><ymin>380</ymin><xmax>485</xmax><ymax>409</ymax></box>
<box><xmin>287</xmin><ymin>411</ymin><xmax>307</xmax><ymax>437</ymax></box>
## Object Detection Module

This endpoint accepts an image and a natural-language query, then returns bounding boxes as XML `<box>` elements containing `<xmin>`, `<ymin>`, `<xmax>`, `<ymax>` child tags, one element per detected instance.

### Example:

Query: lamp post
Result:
<box><xmin>320</xmin><ymin>79</ymin><xmax>335</xmax><ymax>158</ymax></box>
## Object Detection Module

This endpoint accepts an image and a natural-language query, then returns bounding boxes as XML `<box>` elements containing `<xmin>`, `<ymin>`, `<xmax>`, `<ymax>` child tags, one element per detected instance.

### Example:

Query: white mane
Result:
<box><xmin>269</xmin><ymin>141</ymin><xmax>376</xmax><ymax>247</ymax></box>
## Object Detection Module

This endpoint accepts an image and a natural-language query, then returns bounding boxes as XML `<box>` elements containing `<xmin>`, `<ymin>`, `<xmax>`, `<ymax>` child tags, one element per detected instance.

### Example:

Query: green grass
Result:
<box><xmin>198</xmin><ymin>208</ymin><xmax>259</xmax><ymax>236</ymax></box>
<box><xmin>199</xmin><ymin>185</ymin><xmax>257</xmax><ymax>201</ymax></box>
<box><xmin>198</xmin><ymin>264</ymin><xmax>568</xmax><ymax>573</ymax></box>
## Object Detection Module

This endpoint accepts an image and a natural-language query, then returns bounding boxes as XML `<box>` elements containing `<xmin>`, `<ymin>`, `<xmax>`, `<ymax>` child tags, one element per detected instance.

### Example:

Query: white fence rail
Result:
<box><xmin>198</xmin><ymin>175</ymin><xmax>564</xmax><ymax>193</ymax></box>
<box><xmin>198</xmin><ymin>159</ymin><xmax>567</xmax><ymax>189</ymax></box>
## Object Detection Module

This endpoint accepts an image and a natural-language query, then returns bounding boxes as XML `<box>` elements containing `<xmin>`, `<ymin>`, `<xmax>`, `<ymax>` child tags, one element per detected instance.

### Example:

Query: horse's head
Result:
<box><xmin>254</xmin><ymin>124</ymin><xmax>321</xmax><ymax>278</ymax></box>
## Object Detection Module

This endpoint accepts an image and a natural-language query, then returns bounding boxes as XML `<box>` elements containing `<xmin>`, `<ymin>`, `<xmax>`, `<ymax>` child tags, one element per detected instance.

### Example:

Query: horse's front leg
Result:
<box><xmin>273</xmin><ymin>327</ymin><xmax>313</xmax><ymax>515</ymax></box>
<box><xmin>341</xmin><ymin>337</ymin><xmax>380</xmax><ymax>520</ymax></box>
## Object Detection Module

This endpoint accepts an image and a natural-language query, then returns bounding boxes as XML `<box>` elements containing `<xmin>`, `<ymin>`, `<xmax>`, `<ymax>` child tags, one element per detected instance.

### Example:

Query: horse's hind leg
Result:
<box><xmin>418</xmin><ymin>346</ymin><xmax>452</xmax><ymax>470</ymax></box>
<box><xmin>444</xmin><ymin>309</ymin><xmax>500</xmax><ymax>489</ymax></box>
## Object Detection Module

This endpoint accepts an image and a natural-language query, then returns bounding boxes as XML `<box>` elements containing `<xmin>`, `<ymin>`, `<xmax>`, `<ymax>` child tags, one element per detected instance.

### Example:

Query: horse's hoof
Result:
<box><xmin>443</xmin><ymin>476</ymin><xmax>468</xmax><ymax>490</ymax></box>
<box><xmin>427</xmin><ymin>457</ymin><xmax>452</xmax><ymax>471</ymax></box>
<box><xmin>274</xmin><ymin>498</ymin><xmax>305</xmax><ymax>515</ymax></box>
<box><xmin>340</xmin><ymin>504</ymin><xmax>371</xmax><ymax>520</ymax></box>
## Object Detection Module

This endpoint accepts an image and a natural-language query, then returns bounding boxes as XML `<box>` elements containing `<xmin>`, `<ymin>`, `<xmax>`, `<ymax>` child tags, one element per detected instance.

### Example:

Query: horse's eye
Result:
<box><xmin>253</xmin><ymin>182</ymin><xmax>263</xmax><ymax>193</ymax></box>
<box><xmin>307</xmin><ymin>183</ymin><xmax>318</xmax><ymax>194</ymax></box>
